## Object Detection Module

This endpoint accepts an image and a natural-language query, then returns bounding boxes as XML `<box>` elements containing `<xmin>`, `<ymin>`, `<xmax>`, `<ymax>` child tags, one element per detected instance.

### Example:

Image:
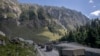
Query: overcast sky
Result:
<box><xmin>18</xmin><ymin>0</ymin><xmax>100</xmax><ymax>19</ymax></box>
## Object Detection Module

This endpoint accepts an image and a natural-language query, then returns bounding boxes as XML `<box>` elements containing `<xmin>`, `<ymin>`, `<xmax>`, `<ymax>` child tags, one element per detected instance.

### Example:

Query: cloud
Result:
<box><xmin>90</xmin><ymin>10</ymin><xmax>100</xmax><ymax>16</ymax></box>
<box><xmin>93</xmin><ymin>5</ymin><xmax>96</xmax><ymax>8</ymax></box>
<box><xmin>89</xmin><ymin>0</ymin><xmax>94</xmax><ymax>3</ymax></box>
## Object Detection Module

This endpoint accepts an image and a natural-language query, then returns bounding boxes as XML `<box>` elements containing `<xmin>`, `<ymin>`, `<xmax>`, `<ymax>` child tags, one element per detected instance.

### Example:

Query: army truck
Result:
<box><xmin>46</xmin><ymin>45</ymin><xmax>53</xmax><ymax>51</ymax></box>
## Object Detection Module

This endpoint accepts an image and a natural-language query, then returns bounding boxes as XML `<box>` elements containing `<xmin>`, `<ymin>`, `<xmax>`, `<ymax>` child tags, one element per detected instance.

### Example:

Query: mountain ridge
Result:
<box><xmin>0</xmin><ymin>0</ymin><xmax>89</xmax><ymax>42</ymax></box>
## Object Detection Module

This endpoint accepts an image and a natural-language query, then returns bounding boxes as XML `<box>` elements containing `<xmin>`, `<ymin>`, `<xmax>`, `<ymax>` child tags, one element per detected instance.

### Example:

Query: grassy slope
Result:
<box><xmin>2</xmin><ymin>22</ymin><xmax>66</xmax><ymax>43</ymax></box>
<box><xmin>0</xmin><ymin>35</ymin><xmax>36</xmax><ymax>56</ymax></box>
<box><xmin>38</xmin><ymin>27</ymin><xmax>67</xmax><ymax>41</ymax></box>
<box><xmin>11</xmin><ymin>26</ymin><xmax>66</xmax><ymax>43</ymax></box>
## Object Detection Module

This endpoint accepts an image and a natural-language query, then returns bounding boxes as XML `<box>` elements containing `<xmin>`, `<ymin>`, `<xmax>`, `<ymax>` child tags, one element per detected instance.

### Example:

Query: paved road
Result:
<box><xmin>40</xmin><ymin>48</ymin><xmax>59</xmax><ymax>56</ymax></box>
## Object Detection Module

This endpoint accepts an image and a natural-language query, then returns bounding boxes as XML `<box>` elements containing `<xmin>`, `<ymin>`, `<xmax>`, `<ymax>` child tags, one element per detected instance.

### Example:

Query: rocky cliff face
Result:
<box><xmin>18</xmin><ymin>4</ymin><xmax>89</xmax><ymax>30</ymax></box>
<box><xmin>44</xmin><ymin>6</ymin><xmax>89</xmax><ymax>30</ymax></box>
<box><xmin>0</xmin><ymin>0</ymin><xmax>89</xmax><ymax>42</ymax></box>
<box><xmin>0</xmin><ymin>0</ymin><xmax>21</xmax><ymax>19</ymax></box>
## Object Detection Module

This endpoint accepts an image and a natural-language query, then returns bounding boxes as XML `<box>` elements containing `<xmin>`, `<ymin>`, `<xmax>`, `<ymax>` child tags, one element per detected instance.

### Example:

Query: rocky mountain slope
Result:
<box><xmin>0</xmin><ymin>0</ymin><xmax>89</xmax><ymax>43</ymax></box>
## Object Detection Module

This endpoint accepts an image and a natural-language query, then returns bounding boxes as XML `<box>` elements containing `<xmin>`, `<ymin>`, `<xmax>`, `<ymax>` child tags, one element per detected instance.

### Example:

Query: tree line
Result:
<box><xmin>59</xmin><ymin>18</ymin><xmax>100</xmax><ymax>48</ymax></box>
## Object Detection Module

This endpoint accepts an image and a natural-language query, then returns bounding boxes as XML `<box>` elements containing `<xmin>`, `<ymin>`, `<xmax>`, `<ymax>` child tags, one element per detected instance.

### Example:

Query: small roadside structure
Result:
<box><xmin>59</xmin><ymin>47</ymin><xmax>85</xmax><ymax>56</ymax></box>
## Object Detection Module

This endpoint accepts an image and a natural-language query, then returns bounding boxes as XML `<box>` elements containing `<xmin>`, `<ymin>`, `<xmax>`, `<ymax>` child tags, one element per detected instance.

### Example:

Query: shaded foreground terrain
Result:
<box><xmin>0</xmin><ymin>35</ymin><xmax>36</xmax><ymax>56</ymax></box>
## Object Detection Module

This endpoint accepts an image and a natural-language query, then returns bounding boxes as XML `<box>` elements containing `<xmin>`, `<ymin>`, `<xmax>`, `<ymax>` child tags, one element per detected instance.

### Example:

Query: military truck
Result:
<box><xmin>46</xmin><ymin>45</ymin><xmax>53</xmax><ymax>51</ymax></box>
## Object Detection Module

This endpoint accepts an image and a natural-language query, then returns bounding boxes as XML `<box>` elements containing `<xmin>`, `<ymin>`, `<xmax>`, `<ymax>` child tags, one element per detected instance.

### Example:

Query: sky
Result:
<box><xmin>18</xmin><ymin>0</ymin><xmax>100</xmax><ymax>19</ymax></box>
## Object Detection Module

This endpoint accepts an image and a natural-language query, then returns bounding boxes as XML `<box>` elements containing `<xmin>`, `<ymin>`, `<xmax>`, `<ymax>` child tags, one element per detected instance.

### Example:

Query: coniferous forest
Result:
<box><xmin>59</xmin><ymin>18</ymin><xmax>100</xmax><ymax>48</ymax></box>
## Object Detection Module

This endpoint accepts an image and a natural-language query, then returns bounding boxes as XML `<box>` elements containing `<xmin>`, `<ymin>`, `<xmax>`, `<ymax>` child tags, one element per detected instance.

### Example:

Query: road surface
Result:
<box><xmin>39</xmin><ymin>47</ymin><xmax>59</xmax><ymax>56</ymax></box>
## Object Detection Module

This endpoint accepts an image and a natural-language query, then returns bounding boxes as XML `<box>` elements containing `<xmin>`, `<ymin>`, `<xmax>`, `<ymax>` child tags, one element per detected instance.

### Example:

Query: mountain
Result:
<box><xmin>44</xmin><ymin>6</ymin><xmax>89</xmax><ymax>30</ymax></box>
<box><xmin>0</xmin><ymin>0</ymin><xmax>89</xmax><ymax>43</ymax></box>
